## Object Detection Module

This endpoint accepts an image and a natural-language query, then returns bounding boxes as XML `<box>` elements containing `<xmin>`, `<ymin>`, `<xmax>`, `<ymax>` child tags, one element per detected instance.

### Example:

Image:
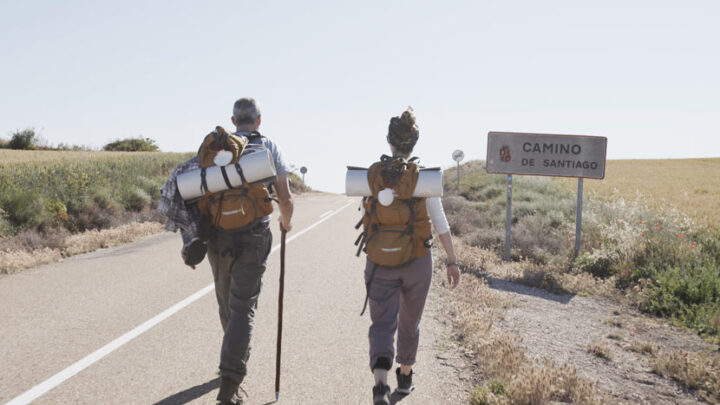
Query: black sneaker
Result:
<box><xmin>372</xmin><ymin>383</ymin><xmax>391</xmax><ymax>405</ymax></box>
<box><xmin>395</xmin><ymin>367</ymin><xmax>414</xmax><ymax>395</ymax></box>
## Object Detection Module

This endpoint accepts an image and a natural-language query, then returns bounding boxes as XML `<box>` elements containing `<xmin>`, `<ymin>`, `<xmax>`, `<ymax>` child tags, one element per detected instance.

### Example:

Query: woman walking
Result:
<box><xmin>355</xmin><ymin>108</ymin><xmax>460</xmax><ymax>405</ymax></box>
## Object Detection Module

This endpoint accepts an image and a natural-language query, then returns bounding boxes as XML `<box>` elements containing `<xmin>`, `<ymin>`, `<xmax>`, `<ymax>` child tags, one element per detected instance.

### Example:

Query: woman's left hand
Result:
<box><xmin>446</xmin><ymin>263</ymin><xmax>460</xmax><ymax>288</ymax></box>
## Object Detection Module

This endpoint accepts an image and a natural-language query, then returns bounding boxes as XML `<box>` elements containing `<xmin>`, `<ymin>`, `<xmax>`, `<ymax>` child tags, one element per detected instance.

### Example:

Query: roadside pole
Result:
<box><xmin>505</xmin><ymin>175</ymin><xmax>512</xmax><ymax>261</ymax></box>
<box><xmin>452</xmin><ymin>150</ymin><xmax>464</xmax><ymax>190</ymax></box>
<box><xmin>574</xmin><ymin>177</ymin><xmax>583</xmax><ymax>258</ymax></box>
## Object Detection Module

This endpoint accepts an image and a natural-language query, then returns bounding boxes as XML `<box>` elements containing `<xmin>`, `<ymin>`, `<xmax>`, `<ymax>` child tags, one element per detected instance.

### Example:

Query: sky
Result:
<box><xmin>1</xmin><ymin>0</ymin><xmax>718</xmax><ymax>192</ymax></box>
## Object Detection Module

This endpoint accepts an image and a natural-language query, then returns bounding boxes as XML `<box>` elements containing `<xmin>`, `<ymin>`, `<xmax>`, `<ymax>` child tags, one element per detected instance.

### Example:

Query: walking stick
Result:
<box><xmin>275</xmin><ymin>228</ymin><xmax>287</xmax><ymax>401</ymax></box>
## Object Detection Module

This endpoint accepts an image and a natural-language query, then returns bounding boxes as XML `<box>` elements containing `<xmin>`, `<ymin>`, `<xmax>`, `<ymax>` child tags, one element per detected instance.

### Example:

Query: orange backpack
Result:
<box><xmin>354</xmin><ymin>155</ymin><xmax>432</xmax><ymax>267</ymax></box>
<box><xmin>196</xmin><ymin>127</ymin><xmax>274</xmax><ymax>231</ymax></box>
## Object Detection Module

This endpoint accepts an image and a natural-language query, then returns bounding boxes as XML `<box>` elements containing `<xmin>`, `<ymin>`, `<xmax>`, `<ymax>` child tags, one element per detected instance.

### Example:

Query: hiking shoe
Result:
<box><xmin>372</xmin><ymin>383</ymin><xmax>391</xmax><ymax>405</ymax></box>
<box><xmin>395</xmin><ymin>367</ymin><xmax>415</xmax><ymax>395</ymax></box>
<box><xmin>216</xmin><ymin>377</ymin><xmax>245</xmax><ymax>405</ymax></box>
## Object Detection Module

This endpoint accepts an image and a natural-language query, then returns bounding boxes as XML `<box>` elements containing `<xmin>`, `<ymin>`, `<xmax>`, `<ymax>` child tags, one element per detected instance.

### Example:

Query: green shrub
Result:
<box><xmin>9</xmin><ymin>129</ymin><xmax>37</xmax><ymax>150</ymax></box>
<box><xmin>103</xmin><ymin>137</ymin><xmax>159</xmax><ymax>152</ymax></box>
<box><xmin>1</xmin><ymin>192</ymin><xmax>52</xmax><ymax>228</ymax></box>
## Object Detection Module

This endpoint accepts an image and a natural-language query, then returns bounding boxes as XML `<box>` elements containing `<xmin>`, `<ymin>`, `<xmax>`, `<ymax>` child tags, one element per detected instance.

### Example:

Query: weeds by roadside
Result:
<box><xmin>652</xmin><ymin>349</ymin><xmax>720</xmax><ymax>403</ymax></box>
<box><xmin>443</xmin><ymin>160</ymin><xmax>720</xmax><ymax>339</ymax></box>
<box><xmin>433</xmin><ymin>246</ymin><xmax>607</xmax><ymax>404</ymax></box>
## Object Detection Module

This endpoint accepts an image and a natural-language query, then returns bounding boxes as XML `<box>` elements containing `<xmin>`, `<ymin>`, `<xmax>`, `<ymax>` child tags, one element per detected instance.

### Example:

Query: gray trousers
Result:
<box><xmin>365</xmin><ymin>252</ymin><xmax>433</xmax><ymax>370</ymax></box>
<box><xmin>207</xmin><ymin>224</ymin><xmax>272</xmax><ymax>384</ymax></box>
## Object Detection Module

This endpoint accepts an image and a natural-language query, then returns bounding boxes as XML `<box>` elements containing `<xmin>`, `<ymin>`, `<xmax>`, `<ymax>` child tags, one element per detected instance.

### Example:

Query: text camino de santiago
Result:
<box><xmin>520</xmin><ymin>142</ymin><xmax>598</xmax><ymax>170</ymax></box>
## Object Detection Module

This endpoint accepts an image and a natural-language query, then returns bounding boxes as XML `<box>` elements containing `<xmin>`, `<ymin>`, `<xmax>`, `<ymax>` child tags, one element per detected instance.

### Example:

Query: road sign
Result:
<box><xmin>486</xmin><ymin>132</ymin><xmax>607</xmax><ymax>261</ymax></box>
<box><xmin>300</xmin><ymin>166</ymin><xmax>307</xmax><ymax>174</ymax></box>
<box><xmin>486</xmin><ymin>132</ymin><xmax>607</xmax><ymax>179</ymax></box>
<box><xmin>452</xmin><ymin>150</ymin><xmax>464</xmax><ymax>189</ymax></box>
<box><xmin>452</xmin><ymin>150</ymin><xmax>464</xmax><ymax>162</ymax></box>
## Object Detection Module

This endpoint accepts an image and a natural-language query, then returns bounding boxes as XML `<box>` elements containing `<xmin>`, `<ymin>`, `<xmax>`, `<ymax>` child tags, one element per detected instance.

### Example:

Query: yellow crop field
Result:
<box><xmin>556</xmin><ymin>158</ymin><xmax>720</xmax><ymax>226</ymax></box>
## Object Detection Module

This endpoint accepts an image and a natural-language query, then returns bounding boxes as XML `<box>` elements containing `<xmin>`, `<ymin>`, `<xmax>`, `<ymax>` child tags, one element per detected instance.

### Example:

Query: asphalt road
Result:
<box><xmin>1</xmin><ymin>193</ymin><xmax>465</xmax><ymax>404</ymax></box>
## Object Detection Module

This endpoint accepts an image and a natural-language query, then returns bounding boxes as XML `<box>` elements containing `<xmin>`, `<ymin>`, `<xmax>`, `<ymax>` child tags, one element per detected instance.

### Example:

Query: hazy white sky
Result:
<box><xmin>1</xmin><ymin>1</ymin><xmax>718</xmax><ymax>192</ymax></box>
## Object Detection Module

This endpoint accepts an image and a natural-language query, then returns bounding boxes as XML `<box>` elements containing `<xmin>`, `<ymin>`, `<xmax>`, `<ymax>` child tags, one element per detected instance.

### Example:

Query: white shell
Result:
<box><xmin>378</xmin><ymin>188</ymin><xmax>395</xmax><ymax>206</ymax></box>
<box><xmin>213</xmin><ymin>150</ymin><xmax>233</xmax><ymax>166</ymax></box>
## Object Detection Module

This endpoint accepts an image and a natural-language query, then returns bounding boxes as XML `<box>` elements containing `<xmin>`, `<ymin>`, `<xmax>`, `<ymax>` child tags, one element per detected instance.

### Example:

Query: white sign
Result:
<box><xmin>486</xmin><ymin>132</ymin><xmax>607</xmax><ymax>179</ymax></box>
<box><xmin>452</xmin><ymin>150</ymin><xmax>464</xmax><ymax>162</ymax></box>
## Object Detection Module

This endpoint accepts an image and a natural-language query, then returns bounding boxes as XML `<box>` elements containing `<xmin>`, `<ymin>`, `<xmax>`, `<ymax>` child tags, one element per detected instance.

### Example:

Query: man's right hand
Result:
<box><xmin>279</xmin><ymin>215</ymin><xmax>292</xmax><ymax>232</ymax></box>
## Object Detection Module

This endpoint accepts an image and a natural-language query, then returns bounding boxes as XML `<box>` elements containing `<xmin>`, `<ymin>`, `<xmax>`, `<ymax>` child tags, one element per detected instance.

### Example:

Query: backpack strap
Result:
<box><xmin>219</xmin><ymin>166</ymin><xmax>233</xmax><ymax>189</ymax></box>
<box><xmin>354</xmin><ymin>198</ymin><xmax>377</xmax><ymax>257</ymax></box>
<box><xmin>234</xmin><ymin>163</ymin><xmax>248</xmax><ymax>184</ymax></box>
<box><xmin>200</xmin><ymin>168</ymin><xmax>209</xmax><ymax>194</ymax></box>
<box><xmin>360</xmin><ymin>263</ymin><xmax>378</xmax><ymax>316</ymax></box>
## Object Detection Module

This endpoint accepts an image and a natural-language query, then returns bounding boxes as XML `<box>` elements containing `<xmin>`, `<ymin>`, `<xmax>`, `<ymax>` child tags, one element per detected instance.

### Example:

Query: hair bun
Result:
<box><xmin>400</xmin><ymin>107</ymin><xmax>416</xmax><ymax>128</ymax></box>
<box><xmin>387</xmin><ymin>106</ymin><xmax>419</xmax><ymax>154</ymax></box>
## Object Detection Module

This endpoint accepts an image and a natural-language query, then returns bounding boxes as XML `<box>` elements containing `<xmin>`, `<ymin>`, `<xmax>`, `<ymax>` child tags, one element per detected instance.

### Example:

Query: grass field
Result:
<box><xmin>0</xmin><ymin>149</ymin><xmax>164</xmax><ymax>163</ymax></box>
<box><xmin>0</xmin><ymin>149</ymin><xmax>310</xmax><ymax>274</ymax></box>
<box><xmin>555</xmin><ymin>158</ymin><xmax>720</xmax><ymax>227</ymax></box>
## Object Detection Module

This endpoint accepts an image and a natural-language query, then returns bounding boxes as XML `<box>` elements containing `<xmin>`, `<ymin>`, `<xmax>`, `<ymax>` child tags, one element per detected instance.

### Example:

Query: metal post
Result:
<box><xmin>504</xmin><ymin>175</ymin><xmax>512</xmax><ymax>261</ymax></box>
<box><xmin>456</xmin><ymin>162</ymin><xmax>460</xmax><ymax>189</ymax></box>
<box><xmin>574</xmin><ymin>177</ymin><xmax>583</xmax><ymax>258</ymax></box>
<box><xmin>302</xmin><ymin>173</ymin><xmax>305</xmax><ymax>184</ymax></box>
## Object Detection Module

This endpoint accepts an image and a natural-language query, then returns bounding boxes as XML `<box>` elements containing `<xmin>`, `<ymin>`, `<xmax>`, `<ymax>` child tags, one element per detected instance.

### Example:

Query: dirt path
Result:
<box><xmin>483</xmin><ymin>275</ymin><xmax>712</xmax><ymax>404</ymax></box>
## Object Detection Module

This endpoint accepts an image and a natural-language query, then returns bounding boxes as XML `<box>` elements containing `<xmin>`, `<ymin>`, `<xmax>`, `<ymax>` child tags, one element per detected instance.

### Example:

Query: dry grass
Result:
<box><xmin>0</xmin><ymin>222</ymin><xmax>163</xmax><ymax>274</ymax></box>
<box><xmin>555</xmin><ymin>158</ymin><xmax>720</xmax><ymax>227</ymax></box>
<box><xmin>586</xmin><ymin>342</ymin><xmax>612</xmax><ymax>361</ymax></box>
<box><xmin>626</xmin><ymin>341</ymin><xmax>655</xmax><ymax>356</ymax></box>
<box><xmin>434</xmin><ymin>244</ymin><xmax>607</xmax><ymax>405</ymax></box>
<box><xmin>652</xmin><ymin>349</ymin><xmax>720</xmax><ymax>403</ymax></box>
<box><xmin>604</xmin><ymin>318</ymin><xmax>624</xmax><ymax>328</ymax></box>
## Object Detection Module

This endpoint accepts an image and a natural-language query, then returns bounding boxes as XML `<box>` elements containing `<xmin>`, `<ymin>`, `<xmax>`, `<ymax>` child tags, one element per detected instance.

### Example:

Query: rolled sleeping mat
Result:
<box><xmin>345</xmin><ymin>167</ymin><xmax>443</xmax><ymax>197</ymax></box>
<box><xmin>177</xmin><ymin>148</ymin><xmax>277</xmax><ymax>200</ymax></box>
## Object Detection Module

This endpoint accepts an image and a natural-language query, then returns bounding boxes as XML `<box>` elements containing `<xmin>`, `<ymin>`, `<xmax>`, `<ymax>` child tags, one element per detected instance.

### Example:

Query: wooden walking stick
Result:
<box><xmin>275</xmin><ymin>228</ymin><xmax>287</xmax><ymax>400</ymax></box>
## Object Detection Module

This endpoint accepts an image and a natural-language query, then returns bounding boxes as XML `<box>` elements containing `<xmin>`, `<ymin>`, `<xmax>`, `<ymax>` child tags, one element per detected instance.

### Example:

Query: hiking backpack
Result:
<box><xmin>354</xmin><ymin>155</ymin><xmax>432</xmax><ymax>267</ymax></box>
<box><xmin>196</xmin><ymin>127</ymin><xmax>274</xmax><ymax>231</ymax></box>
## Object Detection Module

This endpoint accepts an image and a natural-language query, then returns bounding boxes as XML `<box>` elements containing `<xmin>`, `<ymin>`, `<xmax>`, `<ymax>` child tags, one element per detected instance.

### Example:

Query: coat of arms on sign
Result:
<box><xmin>499</xmin><ymin>145</ymin><xmax>511</xmax><ymax>162</ymax></box>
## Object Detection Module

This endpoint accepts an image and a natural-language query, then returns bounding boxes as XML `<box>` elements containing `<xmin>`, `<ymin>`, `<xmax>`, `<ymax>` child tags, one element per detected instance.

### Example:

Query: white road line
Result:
<box><xmin>318</xmin><ymin>210</ymin><xmax>333</xmax><ymax>218</ymax></box>
<box><xmin>4</xmin><ymin>199</ymin><xmax>354</xmax><ymax>405</ymax></box>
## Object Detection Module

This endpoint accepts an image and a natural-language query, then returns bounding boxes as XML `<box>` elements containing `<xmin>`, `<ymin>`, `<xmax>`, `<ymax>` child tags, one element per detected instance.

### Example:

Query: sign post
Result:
<box><xmin>505</xmin><ymin>174</ymin><xmax>512</xmax><ymax>261</ymax></box>
<box><xmin>486</xmin><ymin>132</ymin><xmax>607</xmax><ymax>261</ymax></box>
<box><xmin>575</xmin><ymin>177</ymin><xmax>583</xmax><ymax>257</ymax></box>
<box><xmin>452</xmin><ymin>150</ymin><xmax>464</xmax><ymax>189</ymax></box>
<box><xmin>300</xmin><ymin>166</ymin><xmax>307</xmax><ymax>184</ymax></box>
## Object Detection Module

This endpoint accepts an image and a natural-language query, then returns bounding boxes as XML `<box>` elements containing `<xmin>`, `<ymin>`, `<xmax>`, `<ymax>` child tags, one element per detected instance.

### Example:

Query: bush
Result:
<box><xmin>288</xmin><ymin>172</ymin><xmax>311</xmax><ymax>194</ymax></box>
<box><xmin>1</xmin><ymin>192</ymin><xmax>52</xmax><ymax>229</ymax></box>
<box><xmin>8</xmin><ymin>129</ymin><xmax>37</xmax><ymax>150</ymax></box>
<box><xmin>103</xmin><ymin>137</ymin><xmax>159</xmax><ymax>152</ymax></box>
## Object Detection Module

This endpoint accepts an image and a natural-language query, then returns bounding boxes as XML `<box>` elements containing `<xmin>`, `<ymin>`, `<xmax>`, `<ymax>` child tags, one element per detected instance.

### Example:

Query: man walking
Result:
<box><xmin>159</xmin><ymin>97</ymin><xmax>293</xmax><ymax>405</ymax></box>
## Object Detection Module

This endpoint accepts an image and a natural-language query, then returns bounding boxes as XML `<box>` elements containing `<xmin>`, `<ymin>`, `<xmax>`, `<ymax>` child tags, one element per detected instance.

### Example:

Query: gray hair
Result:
<box><xmin>232</xmin><ymin>97</ymin><xmax>261</xmax><ymax>126</ymax></box>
